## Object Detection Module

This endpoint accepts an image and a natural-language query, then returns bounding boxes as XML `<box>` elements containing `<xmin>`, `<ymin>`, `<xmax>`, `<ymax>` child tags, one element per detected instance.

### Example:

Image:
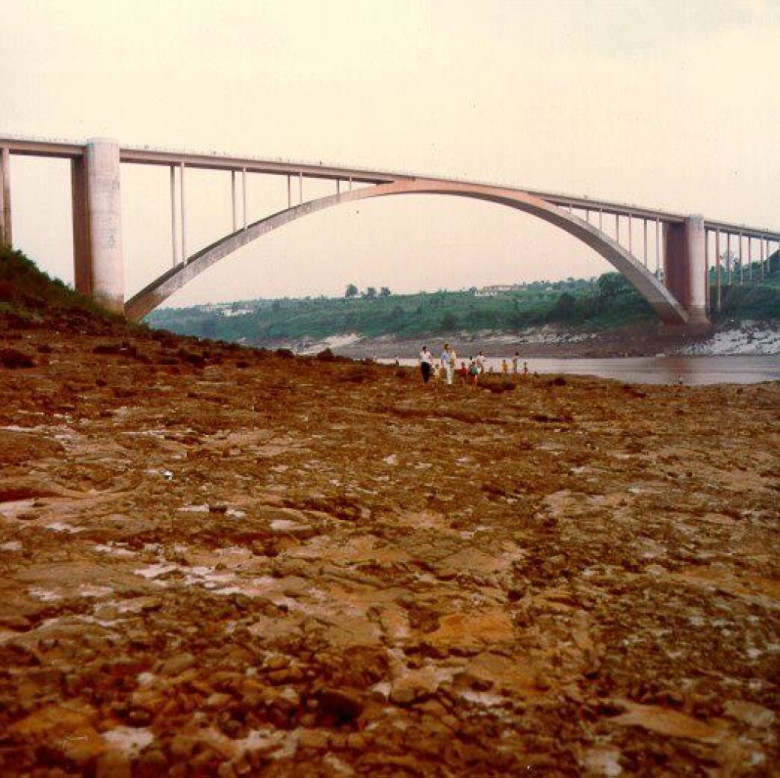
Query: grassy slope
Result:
<box><xmin>0</xmin><ymin>246</ymin><xmax>130</xmax><ymax>335</ymax></box>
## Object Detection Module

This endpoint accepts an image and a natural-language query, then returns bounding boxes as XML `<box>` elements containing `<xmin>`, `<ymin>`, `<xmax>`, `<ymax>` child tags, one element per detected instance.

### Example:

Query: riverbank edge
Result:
<box><xmin>249</xmin><ymin>320</ymin><xmax>780</xmax><ymax>360</ymax></box>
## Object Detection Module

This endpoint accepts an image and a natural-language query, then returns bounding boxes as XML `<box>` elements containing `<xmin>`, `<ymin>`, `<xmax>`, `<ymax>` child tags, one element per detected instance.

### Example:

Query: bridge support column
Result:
<box><xmin>0</xmin><ymin>147</ymin><xmax>11</xmax><ymax>246</ymax></box>
<box><xmin>71</xmin><ymin>139</ymin><xmax>124</xmax><ymax>314</ymax></box>
<box><xmin>663</xmin><ymin>215</ymin><xmax>710</xmax><ymax>332</ymax></box>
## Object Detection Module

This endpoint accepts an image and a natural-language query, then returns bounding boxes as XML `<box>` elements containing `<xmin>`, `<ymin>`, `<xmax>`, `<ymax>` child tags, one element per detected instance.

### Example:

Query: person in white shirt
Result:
<box><xmin>440</xmin><ymin>343</ymin><xmax>455</xmax><ymax>385</ymax></box>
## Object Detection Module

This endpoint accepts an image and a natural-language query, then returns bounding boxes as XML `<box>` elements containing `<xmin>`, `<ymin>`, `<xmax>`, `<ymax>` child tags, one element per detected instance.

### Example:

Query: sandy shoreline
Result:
<box><xmin>255</xmin><ymin>320</ymin><xmax>780</xmax><ymax>360</ymax></box>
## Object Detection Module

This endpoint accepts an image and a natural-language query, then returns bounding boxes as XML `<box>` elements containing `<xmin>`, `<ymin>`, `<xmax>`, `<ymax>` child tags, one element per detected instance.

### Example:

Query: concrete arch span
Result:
<box><xmin>125</xmin><ymin>179</ymin><xmax>688</xmax><ymax>324</ymax></box>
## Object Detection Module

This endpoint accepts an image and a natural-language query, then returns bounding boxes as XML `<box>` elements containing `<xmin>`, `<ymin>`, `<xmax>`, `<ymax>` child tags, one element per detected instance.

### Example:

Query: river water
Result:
<box><xmin>387</xmin><ymin>355</ymin><xmax>780</xmax><ymax>386</ymax></box>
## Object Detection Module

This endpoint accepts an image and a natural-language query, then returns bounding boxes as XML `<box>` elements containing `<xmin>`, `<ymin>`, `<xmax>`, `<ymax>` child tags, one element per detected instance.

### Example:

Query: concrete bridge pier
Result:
<box><xmin>0</xmin><ymin>146</ymin><xmax>11</xmax><ymax>246</ymax></box>
<box><xmin>71</xmin><ymin>139</ymin><xmax>124</xmax><ymax>313</ymax></box>
<box><xmin>663</xmin><ymin>215</ymin><xmax>710</xmax><ymax>332</ymax></box>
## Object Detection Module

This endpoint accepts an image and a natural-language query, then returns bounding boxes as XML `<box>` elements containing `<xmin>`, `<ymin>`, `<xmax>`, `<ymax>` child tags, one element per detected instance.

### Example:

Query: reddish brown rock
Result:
<box><xmin>0</xmin><ymin>289</ymin><xmax>777</xmax><ymax>776</ymax></box>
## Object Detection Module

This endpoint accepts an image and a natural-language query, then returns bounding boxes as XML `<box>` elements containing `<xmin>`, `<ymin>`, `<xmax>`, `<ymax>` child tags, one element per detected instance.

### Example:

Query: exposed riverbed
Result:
<box><xmin>1</xmin><ymin>321</ymin><xmax>778</xmax><ymax>775</ymax></box>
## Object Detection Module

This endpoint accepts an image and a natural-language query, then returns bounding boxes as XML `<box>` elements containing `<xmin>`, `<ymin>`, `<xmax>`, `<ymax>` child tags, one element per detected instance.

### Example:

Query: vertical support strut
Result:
<box><xmin>747</xmin><ymin>236</ymin><xmax>753</xmax><ymax>281</ymax></box>
<box><xmin>628</xmin><ymin>215</ymin><xmax>632</xmax><ymax>256</ymax></box>
<box><xmin>180</xmin><ymin>162</ymin><xmax>187</xmax><ymax>263</ymax></box>
<box><xmin>643</xmin><ymin>219</ymin><xmax>648</xmax><ymax>267</ymax></box>
<box><xmin>655</xmin><ymin>218</ymin><xmax>660</xmax><ymax>276</ymax></box>
<box><xmin>739</xmin><ymin>234</ymin><xmax>744</xmax><ymax>285</ymax></box>
<box><xmin>760</xmin><ymin>237</ymin><xmax>765</xmax><ymax>280</ymax></box>
<box><xmin>298</xmin><ymin>172</ymin><xmax>303</xmax><ymax>205</ymax></box>
<box><xmin>0</xmin><ymin>146</ymin><xmax>11</xmax><ymax>246</ymax></box>
<box><xmin>615</xmin><ymin>213</ymin><xmax>620</xmax><ymax>243</ymax></box>
<box><xmin>287</xmin><ymin>176</ymin><xmax>291</xmax><ymax>209</ymax></box>
<box><xmin>231</xmin><ymin>170</ymin><xmax>237</xmax><ymax>233</ymax></box>
<box><xmin>715</xmin><ymin>229</ymin><xmax>721</xmax><ymax>314</ymax></box>
<box><xmin>170</xmin><ymin>166</ymin><xmax>179</xmax><ymax>266</ymax></box>
<box><xmin>726</xmin><ymin>233</ymin><xmax>732</xmax><ymax>286</ymax></box>
<box><xmin>704</xmin><ymin>229</ymin><xmax>710</xmax><ymax>315</ymax></box>
<box><xmin>242</xmin><ymin>167</ymin><xmax>247</xmax><ymax>231</ymax></box>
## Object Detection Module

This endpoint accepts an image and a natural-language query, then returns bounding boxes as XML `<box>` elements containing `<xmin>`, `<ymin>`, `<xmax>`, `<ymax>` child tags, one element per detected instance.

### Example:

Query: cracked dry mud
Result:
<box><xmin>0</xmin><ymin>328</ymin><xmax>777</xmax><ymax>777</ymax></box>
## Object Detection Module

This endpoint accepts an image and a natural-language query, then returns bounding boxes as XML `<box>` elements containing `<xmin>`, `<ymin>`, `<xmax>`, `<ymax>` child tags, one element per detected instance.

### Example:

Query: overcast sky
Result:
<box><xmin>2</xmin><ymin>0</ymin><xmax>778</xmax><ymax>305</ymax></box>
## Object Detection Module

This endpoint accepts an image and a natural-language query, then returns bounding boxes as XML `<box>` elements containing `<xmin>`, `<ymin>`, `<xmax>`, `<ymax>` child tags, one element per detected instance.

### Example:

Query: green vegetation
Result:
<box><xmin>709</xmin><ymin>252</ymin><xmax>780</xmax><ymax>320</ymax></box>
<box><xmin>145</xmin><ymin>272</ymin><xmax>667</xmax><ymax>344</ymax></box>
<box><xmin>148</xmin><ymin>260</ymin><xmax>779</xmax><ymax>345</ymax></box>
<box><xmin>0</xmin><ymin>245</ymin><xmax>129</xmax><ymax>332</ymax></box>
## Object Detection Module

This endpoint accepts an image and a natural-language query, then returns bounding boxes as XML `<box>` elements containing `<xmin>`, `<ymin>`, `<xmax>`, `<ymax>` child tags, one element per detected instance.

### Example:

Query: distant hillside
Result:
<box><xmin>146</xmin><ymin>274</ymin><xmax>655</xmax><ymax>344</ymax></box>
<box><xmin>147</xmin><ymin>267</ymin><xmax>779</xmax><ymax>346</ymax></box>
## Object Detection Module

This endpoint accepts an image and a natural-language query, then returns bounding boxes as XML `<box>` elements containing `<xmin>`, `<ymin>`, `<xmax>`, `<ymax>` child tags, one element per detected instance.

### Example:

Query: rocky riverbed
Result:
<box><xmin>0</xmin><ymin>322</ymin><xmax>778</xmax><ymax>776</ymax></box>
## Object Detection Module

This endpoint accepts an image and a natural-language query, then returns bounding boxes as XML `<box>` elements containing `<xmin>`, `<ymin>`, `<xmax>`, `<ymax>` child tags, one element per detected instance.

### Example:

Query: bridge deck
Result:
<box><xmin>1</xmin><ymin>135</ymin><xmax>778</xmax><ymax>240</ymax></box>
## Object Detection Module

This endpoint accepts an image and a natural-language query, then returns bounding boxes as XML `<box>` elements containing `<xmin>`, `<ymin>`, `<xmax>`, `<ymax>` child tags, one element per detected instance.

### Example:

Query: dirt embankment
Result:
<box><xmin>0</xmin><ymin>315</ymin><xmax>778</xmax><ymax>775</ymax></box>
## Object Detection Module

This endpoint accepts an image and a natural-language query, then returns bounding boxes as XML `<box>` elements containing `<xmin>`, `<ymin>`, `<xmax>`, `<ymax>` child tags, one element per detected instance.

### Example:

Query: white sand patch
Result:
<box><xmin>679</xmin><ymin>322</ymin><xmax>780</xmax><ymax>356</ymax></box>
<box><xmin>28</xmin><ymin>587</ymin><xmax>61</xmax><ymax>602</ymax></box>
<box><xmin>102</xmin><ymin>726</ymin><xmax>155</xmax><ymax>755</ymax></box>
<box><xmin>79</xmin><ymin>584</ymin><xmax>114</xmax><ymax>598</ymax></box>
<box><xmin>270</xmin><ymin>518</ymin><xmax>307</xmax><ymax>532</ymax></box>
<box><xmin>93</xmin><ymin>543</ymin><xmax>137</xmax><ymax>558</ymax></box>
<box><xmin>232</xmin><ymin>727</ymin><xmax>301</xmax><ymax>760</ymax></box>
<box><xmin>137</xmin><ymin>672</ymin><xmax>156</xmax><ymax>686</ymax></box>
<box><xmin>296</xmin><ymin>333</ymin><xmax>362</xmax><ymax>355</ymax></box>
<box><xmin>134</xmin><ymin>563</ymin><xmax>179</xmax><ymax>579</ymax></box>
<box><xmin>518</xmin><ymin>325</ymin><xmax>596</xmax><ymax>345</ymax></box>
<box><xmin>45</xmin><ymin>522</ymin><xmax>85</xmax><ymax>534</ymax></box>
<box><xmin>460</xmin><ymin>689</ymin><xmax>506</xmax><ymax>707</ymax></box>
<box><xmin>0</xmin><ymin>499</ymin><xmax>36</xmax><ymax>519</ymax></box>
<box><xmin>182</xmin><ymin>568</ymin><xmax>236</xmax><ymax>588</ymax></box>
<box><xmin>583</xmin><ymin>746</ymin><xmax>623</xmax><ymax>776</ymax></box>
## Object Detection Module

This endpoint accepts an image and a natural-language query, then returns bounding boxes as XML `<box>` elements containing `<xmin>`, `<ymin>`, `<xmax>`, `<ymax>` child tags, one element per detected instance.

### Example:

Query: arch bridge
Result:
<box><xmin>1</xmin><ymin>137</ymin><xmax>777</xmax><ymax>330</ymax></box>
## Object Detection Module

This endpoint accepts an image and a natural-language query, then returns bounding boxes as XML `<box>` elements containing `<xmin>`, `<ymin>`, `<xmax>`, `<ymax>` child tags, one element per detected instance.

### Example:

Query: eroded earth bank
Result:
<box><xmin>1</xmin><ymin>319</ymin><xmax>778</xmax><ymax>776</ymax></box>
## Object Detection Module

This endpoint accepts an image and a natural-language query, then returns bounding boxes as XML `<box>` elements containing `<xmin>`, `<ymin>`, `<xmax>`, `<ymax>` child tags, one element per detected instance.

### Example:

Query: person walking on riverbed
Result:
<box><xmin>419</xmin><ymin>345</ymin><xmax>434</xmax><ymax>384</ymax></box>
<box><xmin>440</xmin><ymin>343</ymin><xmax>455</xmax><ymax>385</ymax></box>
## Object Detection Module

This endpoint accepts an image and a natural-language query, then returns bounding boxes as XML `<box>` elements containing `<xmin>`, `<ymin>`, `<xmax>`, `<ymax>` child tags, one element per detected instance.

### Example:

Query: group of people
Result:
<box><xmin>419</xmin><ymin>344</ymin><xmax>528</xmax><ymax>386</ymax></box>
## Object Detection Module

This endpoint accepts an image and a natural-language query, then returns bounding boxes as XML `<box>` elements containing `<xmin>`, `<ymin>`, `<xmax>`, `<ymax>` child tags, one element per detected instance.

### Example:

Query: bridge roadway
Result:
<box><xmin>1</xmin><ymin>136</ymin><xmax>778</xmax><ymax>329</ymax></box>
